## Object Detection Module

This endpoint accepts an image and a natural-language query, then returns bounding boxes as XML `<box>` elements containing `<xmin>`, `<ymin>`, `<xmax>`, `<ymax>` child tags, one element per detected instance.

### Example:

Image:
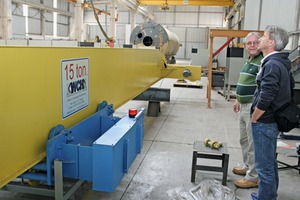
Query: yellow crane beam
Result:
<box><xmin>0</xmin><ymin>46</ymin><xmax>201</xmax><ymax>188</ymax></box>
<box><xmin>138</xmin><ymin>0</ymin><xmax>234</xmax><ymax>6</ymax></box>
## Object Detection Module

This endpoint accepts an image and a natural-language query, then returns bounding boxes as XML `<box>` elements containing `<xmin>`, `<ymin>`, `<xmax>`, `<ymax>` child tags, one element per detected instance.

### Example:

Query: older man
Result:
<box><xmin>250</xmin><ymin>25</ymin><xmax>291</xmax><ymax>200</ymax></box>
<box><xmin>232</xmin><ymin>32</ymin><xmax>262</xmax><ymax>188</ymax></box>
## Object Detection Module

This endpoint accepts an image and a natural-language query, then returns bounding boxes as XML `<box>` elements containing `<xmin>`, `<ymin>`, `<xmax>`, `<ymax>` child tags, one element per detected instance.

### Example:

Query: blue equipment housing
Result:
<box><xmin>19</xmin><ymin>101</ymin><xmax>145</xmax><ymax>192</ymax></box>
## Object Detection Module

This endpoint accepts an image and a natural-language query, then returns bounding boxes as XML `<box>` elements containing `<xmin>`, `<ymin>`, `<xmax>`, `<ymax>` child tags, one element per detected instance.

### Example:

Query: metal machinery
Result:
<box><xmin>0</xmin><ymin>46</ymin><xmax>201</xmax><ymax>198</ymax></box>
<box><xmin>130</xmin><ymin>20</ymin><xmax>180</xmax><ymax>64</ymax></box>
<box><xmin>223</xmin><ymin>47</ymin><xmax>247</xmax><ymax>100</ymax></box>
<box><xmin>290</xmin><ymin>45</ymin><xmax>300</xmax><ymax>93</ymax></box>
<box><xmin>279</xmin><ymin>45</ymin><xmax>300</xmax><ymax>140</ymax></box>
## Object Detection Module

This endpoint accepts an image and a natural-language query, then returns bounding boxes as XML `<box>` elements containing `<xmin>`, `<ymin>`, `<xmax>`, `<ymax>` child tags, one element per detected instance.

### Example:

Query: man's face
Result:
<box><xmin>258</xmin><ymin>31</ymin><xmax>271</xmax><ymax>51</ymax></box>
<box><xmin>245</xmin><ymin>35</ymin><xmax>261</xmax><ymax>57</ymax></box>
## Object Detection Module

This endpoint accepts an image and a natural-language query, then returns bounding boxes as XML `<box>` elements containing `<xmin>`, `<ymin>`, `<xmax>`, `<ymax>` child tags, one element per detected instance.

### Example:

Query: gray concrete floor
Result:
<box><xmin>1</xmin><ymin>77</ymin><xmax>300</xmax><ymax>200</ymax></box>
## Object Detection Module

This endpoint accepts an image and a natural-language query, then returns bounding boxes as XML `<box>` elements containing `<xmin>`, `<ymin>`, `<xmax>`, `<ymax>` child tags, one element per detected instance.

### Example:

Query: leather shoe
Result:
<box><xmin>232</xmin><ymin>166</ymin><xmax>246</xmax><ymax>175</ymax></box>
<box><xmin>234</xmin><ymin>178</ymin><xmax>258</xmax><ymax>188</ymax></box>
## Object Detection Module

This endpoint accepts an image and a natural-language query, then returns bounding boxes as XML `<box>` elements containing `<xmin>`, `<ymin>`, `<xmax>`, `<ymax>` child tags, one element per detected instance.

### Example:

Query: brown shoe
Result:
<box><xmin>234</xmin><ymin>178</ymin><xmax>258</xmax><ymax>188</ymax></box>
<box><xmin>232</xmin><ymin>166</ymin><xmax>246</xmax><ymax>175</ymax></box>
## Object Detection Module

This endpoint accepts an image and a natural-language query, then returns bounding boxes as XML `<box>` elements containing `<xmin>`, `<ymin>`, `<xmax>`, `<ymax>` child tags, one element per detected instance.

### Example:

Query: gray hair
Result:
<box><xmin>245</xmin><ymin>32</ymin><xmax>261</xmax><ymax>41</ymax></box>
<box><xmin>265</xmin><ymin>25</ymin><xmax>289</xmax><ymax>51</ymax></box>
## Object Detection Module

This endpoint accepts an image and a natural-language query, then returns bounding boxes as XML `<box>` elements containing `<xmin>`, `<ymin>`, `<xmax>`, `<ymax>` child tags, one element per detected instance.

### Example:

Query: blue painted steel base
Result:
<box><xmin>19</xmin><ymin>101</ymin><xmax>145</xmax><ymax>192</ymax></box>
<box><xmin>93</xmin><ymin>110</ymin><xmax>144</xmax><ymax>192</ymax></box>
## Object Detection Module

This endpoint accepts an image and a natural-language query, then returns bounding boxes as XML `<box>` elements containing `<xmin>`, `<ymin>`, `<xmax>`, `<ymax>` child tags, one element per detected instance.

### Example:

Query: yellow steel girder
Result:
<box><xmin>0</xmin><ymin>47</ymin><xmax>163</xmax><ymax>188</ymax></box>
<box><xmin>138</xmin><ymin>0</ymin><xmax>234</xmax><ymax>6</ymax></box>
<box><xmin>163</xmin><ymin>64</ymin><xmax>201</xmax><ymax>81</ymax></box>
<box><xmin>0</xmin><ymin>46</ymin><xmax>201</xmax><ymax>188</ymax></box>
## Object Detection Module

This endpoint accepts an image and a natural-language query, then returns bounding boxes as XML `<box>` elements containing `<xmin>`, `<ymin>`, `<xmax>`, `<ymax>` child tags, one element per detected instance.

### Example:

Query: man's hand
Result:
<box><xmin>233</xmin><ymin>100</ymin><xmax>240</xmax><ymax>113</ymax></box>
<box><xmin>251</xmin><ymin>107</ymin><xmax>265</xmax><ymax>123</ymax></box>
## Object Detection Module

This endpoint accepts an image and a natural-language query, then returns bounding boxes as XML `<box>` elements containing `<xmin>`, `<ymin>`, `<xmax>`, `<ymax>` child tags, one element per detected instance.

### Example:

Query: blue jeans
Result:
<box><xmin>251</xmin><ymin>122</ymin><xmax>279</xmax><ymax>200</ymax></box>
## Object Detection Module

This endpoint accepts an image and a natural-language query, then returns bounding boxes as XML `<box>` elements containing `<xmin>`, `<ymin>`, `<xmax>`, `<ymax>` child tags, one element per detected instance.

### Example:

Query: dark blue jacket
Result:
<box><xmin>251</xmin><ymin>52</ymin><xmax>293</xmax><ymax>123</ymax></box>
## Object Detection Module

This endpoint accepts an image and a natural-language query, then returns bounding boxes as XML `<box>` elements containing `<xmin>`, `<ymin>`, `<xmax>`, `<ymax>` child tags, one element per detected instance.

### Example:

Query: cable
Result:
<box><xmin>89</xmin><ymin>0</ymin><xmax>109</xmax><ymax>41</ymax></box>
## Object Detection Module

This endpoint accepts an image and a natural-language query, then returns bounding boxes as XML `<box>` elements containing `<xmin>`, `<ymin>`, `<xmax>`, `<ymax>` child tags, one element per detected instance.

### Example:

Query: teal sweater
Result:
<box><xmin>236</xmin><ymin>53</ymin><xmax>263</xmax><ymax>104</ymax></box>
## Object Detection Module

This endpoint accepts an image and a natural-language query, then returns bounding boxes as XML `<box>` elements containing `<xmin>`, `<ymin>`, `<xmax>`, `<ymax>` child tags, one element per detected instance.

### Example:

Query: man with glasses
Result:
<box><xmin>232</xmin><ymin>32</ymin><xmax>263</xmax><ymax>188</ymax></box>
<box><xmin>250</xmin><ymin>25</ymin><xmax>291</xmax><ymax>200</ymax></box>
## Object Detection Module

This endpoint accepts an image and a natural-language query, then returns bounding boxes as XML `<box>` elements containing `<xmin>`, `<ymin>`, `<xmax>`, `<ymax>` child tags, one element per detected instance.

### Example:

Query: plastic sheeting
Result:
<box><xmin>167</xmin><ymin>179</ymin><xmax>235</xmax><ymax>200</ymax></box>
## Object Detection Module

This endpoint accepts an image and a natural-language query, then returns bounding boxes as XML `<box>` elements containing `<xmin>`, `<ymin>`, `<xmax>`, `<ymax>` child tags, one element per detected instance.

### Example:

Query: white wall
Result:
<box><xmin>7</xmin><ymin>0</ymin><xmax>300</xmax><ymax>58</ymax></box>
<box><xmin>11</xmin><ymin>0</ymin><xmax>70</xmax><ymax>39</ymax></box>
<box><xmin>83</xmin><ymin>4</ymin><xmax>225</xmax><ymax>59</ymax></box>
<box><xmin>244</xmin><ymin>0</ymin><xmax>299</xmax><ymax>50</ymax></box>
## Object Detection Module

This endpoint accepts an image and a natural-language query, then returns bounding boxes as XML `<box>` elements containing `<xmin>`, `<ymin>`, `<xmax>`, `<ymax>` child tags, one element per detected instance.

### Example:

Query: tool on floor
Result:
<box><xmin>204</xmin><ymin>139</ymin><xmax>222</xmax><ymax>149</ymax></box>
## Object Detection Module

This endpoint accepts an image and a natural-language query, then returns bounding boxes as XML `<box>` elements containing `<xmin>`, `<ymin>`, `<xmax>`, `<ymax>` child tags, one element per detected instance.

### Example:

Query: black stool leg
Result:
<box><xmin>191</xmin><ymin>151</ymin><xmax>197</xmax><ymax>182</ymax></box>
<box><xmin>222</xmin><ymin>154</ymin><xmax>229</xmax><ymax>185</ymax></box>
<box><xmin>298</xmin><ymin>157</ymin><xmax>300</xmax><ymax>174</ymax></box>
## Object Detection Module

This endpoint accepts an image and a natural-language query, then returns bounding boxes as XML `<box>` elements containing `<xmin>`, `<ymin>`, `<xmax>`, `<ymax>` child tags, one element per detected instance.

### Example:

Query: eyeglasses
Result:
<box><xmin>246</xmin><ymin>41</ymin><xmax>259</xmax><ymax>46</ymax></box>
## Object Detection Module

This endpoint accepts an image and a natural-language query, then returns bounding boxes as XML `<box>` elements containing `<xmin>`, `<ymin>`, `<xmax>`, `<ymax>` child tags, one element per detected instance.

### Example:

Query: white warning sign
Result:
<box><xmin>61</xmin><ymin>58</ymin><xmax>89</xmax><ymax>119</ymax></box>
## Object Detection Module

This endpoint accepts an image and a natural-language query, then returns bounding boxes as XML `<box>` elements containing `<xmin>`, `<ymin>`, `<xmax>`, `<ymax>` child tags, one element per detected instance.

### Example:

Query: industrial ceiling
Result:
<box><xmin>138</xmin><ymin>0</ymin><xmax>234</xmax><ymax>6</ymax></box>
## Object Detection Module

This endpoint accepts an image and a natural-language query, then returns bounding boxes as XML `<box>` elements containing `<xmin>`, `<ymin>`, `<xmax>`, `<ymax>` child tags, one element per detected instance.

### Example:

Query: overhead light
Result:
<box><xmin>183</xmin><ymin>0</ymin><xmax>188</xmax><ymax>5</ymax></box>
<box><xmin>82</xmin><ymin>0</ymin><xmax>89</xmax><ymax>8</ymax></box>
<box><xmin>82</xmin><ymin>2</ymin><xmax>89</xmax><ymax>8</ymax></box>
<box><xmin>160</xmin><ymin>1</ymin><xmax>169</xmax><ymax>10</ymax></box>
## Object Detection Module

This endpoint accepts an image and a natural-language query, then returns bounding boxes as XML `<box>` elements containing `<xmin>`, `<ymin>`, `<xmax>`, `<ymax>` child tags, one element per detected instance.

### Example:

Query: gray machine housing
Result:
<box><xmin>130</xmin><ymin>20</ymin><xmax>180</xmax><ymax>64</ymax></box>
<box><xmin>223</xmin><ymin>47</ymin><xmax>248</xmax><ymax>100</ymax></box>
<box><xmin>290</xmin><ymin>45</ymin><xmax>300</xmax><ymax>103</ymax></box>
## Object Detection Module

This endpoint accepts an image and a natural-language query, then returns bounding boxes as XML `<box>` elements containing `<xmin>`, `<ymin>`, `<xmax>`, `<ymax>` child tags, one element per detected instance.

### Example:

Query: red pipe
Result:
<box><xmin>212</xmin><ymin>37</ymin><xmax>235</xmax><ymax>58</ymax></box>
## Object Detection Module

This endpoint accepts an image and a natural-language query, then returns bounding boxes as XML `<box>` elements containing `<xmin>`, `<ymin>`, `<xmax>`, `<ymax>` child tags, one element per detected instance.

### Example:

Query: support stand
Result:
<box><xmin>277</xmin><ymin>147</ymin><xmax>300</xmax><ymax>174</ymax></box>
<box><xmin>3</xmin><ymin>160</ymin><xmax>85</xmax><ymax>200</ymax></box>
<box><xmin>279</xmin><ymin>132</ymin><xmax>300</xmax><ymax>140</ymax></box>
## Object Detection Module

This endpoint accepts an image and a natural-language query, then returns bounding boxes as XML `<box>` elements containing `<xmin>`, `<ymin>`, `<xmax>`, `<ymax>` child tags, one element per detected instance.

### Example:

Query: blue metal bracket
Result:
<box><xmin>19</xmin><ymin>101</ymin><xmax>145</xmax><ymax>192</ymax></box>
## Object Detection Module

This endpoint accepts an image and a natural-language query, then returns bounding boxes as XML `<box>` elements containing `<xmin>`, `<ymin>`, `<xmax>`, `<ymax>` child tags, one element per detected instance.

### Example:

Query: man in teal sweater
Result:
<box><xmin>232</xmin><ymin>32</ymin><xmax>263</xmax><ymax>188</ymax></box>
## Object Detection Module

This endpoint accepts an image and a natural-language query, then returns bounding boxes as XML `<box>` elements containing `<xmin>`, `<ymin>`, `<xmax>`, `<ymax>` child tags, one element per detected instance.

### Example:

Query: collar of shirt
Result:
<box><xmin>261</xmin><ymin>51</ymin><xmax>279</xmax><ymax>64</ymax></box>
<box><xmin>248</xmin><ymin>52</ymin><xmax>263</xmax><ymax>62</ymax></box>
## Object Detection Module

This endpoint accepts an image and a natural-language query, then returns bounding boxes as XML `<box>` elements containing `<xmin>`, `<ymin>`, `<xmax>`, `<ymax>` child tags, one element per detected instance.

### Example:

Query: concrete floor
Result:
<box><xmin>1</xmin><ymin>77</ymin><xmax>300</xmax><ymax>200</ymax></box>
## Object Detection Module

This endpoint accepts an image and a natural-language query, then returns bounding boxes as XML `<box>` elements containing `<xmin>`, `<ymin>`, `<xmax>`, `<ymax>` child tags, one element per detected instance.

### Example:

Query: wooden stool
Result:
<box><xmin>191</xmin><ymin>141</ymin><xmax>229</xmax><ymax>185</ymax></box>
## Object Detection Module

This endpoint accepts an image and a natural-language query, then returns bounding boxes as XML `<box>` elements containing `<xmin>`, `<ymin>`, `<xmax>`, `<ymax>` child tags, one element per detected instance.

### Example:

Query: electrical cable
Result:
<box><xmin>89</xmin><ymin>0</ymin><xmax>109</xmax><ymax>41</ymax></box>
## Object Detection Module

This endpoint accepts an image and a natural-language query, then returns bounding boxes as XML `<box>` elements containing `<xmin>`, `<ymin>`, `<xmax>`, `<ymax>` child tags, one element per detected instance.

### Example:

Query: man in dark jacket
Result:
<box><xmin>250</xmin><ymin>25</ymin><xmax>291</xmax><ymax>200</ymax></box>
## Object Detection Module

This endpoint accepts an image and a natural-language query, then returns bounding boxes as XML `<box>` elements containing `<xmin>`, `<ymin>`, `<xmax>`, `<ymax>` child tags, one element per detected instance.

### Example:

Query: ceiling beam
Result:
<box><xmin>225</xmin><ymin>0</ymin><xmax>243</xmax><ymax>21</ymax></box>
<box><xmin>209</xmin><ymin>29</ymin><xmax>263</xmax><ymax>38</ymax></box>
<box><xmin>138</xmin><ymin>0</ymin><xmax>234</xmax><ymax>6</ymax></box>
<box><xmin>119</xmin><ymin>0</ymin><xmax>154</xmax><ymax>20</ymax></box>
<box><xmin>13</xmin><ymin>0</ymin><xmax>73</xmax><ymax>16</ymax></box>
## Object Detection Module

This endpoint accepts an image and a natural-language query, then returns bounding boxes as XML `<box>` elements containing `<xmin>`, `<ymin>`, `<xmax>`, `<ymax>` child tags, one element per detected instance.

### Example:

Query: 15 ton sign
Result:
<box><xmin>61</xmin><ymin>58</ymin><xmax>89</xmax><ymax>119</ymax></box>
